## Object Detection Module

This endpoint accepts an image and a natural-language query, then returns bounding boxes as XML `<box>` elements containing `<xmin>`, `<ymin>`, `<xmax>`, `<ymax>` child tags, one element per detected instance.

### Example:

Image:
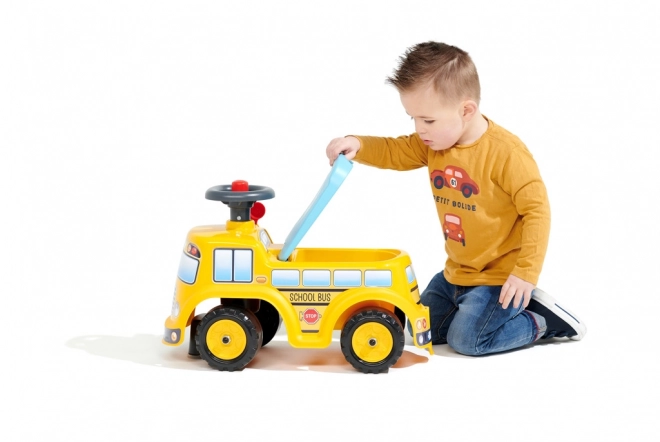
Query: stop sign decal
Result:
<box><xmin>303</xmin><ymin>308</ymin><xmax>320</xmax><ymax>325</ymax></box>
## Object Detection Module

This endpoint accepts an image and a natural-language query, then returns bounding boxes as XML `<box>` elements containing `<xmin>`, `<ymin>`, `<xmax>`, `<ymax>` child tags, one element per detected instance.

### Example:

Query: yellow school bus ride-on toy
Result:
<box><xmin>163</xmin><ymin>155</ymin><xmax>433</xmax><ymax>373</ymax></box>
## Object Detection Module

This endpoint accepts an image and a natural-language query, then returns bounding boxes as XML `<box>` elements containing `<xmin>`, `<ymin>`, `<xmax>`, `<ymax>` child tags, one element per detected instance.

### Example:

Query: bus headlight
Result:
<box><xmin>416</xmin><ymin>330</ymin><xmax>432</xmax><ymax>346</ymax></box>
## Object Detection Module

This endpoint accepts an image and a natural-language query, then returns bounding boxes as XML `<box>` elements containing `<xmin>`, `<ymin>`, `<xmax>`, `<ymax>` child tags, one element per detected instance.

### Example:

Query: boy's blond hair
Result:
<box><xmin>386</xmin><ymin>41</ymin><xmax>481</xmax><ymax>104</ymax></box>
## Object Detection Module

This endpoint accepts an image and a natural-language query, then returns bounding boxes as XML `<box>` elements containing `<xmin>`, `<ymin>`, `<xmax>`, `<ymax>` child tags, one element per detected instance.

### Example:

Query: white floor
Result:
<box><xmin>5</xmin><ymin>310</ymin><xmax>656</xmax><ymax>441</ymax></box>
<box><xmin>2</xmin><ymin>1</ymin><xmax>659</xmax><ymax>441</ymax></box>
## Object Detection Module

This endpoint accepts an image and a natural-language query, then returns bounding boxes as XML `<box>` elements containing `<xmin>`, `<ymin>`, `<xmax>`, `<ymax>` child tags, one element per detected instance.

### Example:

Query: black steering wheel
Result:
<box><xmin>206</xmin><ymin>182</ymin><xmax>275</xmax><ymax>222</ymax></box>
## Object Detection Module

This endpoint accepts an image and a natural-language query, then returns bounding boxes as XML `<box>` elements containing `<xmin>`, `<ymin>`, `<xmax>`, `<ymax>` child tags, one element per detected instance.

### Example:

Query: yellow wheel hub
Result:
<box><xmin>352</xmin><ymin>322</ymin><xmax>393</xmax><ymax>363</ymax></box>
<box><xmin>206</xmin><ymin>319</ymin><xmax>247</xmax><ymax>360</ymax></box>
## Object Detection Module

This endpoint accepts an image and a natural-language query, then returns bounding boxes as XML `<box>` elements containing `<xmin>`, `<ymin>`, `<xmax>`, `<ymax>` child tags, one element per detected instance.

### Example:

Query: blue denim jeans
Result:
<box><xmin>414</xmin><ymin>271</ymin><xmax>545</xmax><ymax>356</ymax></box>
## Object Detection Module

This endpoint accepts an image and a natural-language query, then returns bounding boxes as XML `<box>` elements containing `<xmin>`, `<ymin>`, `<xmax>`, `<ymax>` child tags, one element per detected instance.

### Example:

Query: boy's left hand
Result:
<box><xmin>499</xmin><ymin>274</ymin><xmax>535</xmax><ymax>309</ymax></box>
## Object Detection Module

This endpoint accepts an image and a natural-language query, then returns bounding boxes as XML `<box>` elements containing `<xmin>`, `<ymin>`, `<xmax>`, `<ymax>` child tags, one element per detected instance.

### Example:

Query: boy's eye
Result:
<box><xmin>410</xmin><ymin>117</ymin><xmax>435</xmax><ymax>124</ymax></box>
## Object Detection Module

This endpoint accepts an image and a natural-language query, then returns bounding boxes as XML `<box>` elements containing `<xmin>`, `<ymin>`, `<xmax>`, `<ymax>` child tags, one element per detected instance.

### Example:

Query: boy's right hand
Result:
<box><xmin>325</xmin><ymin>136</ymin><xmax>360</xmax><ymax>166</ymax></box>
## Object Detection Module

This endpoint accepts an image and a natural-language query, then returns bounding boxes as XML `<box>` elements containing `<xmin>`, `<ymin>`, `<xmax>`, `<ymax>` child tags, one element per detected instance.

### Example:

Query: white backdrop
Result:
<box><xmin>2</xmin><ymin>1</ymin><xmax>659</xmax><ymax>440</ymax></box>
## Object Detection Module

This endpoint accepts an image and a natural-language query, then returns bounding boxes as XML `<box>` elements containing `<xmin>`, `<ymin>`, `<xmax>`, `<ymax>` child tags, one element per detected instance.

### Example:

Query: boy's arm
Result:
<box><xmin>326</xmin><ymin>134</ymin><xmax>428</xmax><ymax>170</ymax></box>
<box><xmin>354</xmin><ymin>134</ymin><xmax>428</xmax><ymax>170</ymax></box>
<box><xmin>498</xmin><ymin>147</ymin><xmax>551</xmax><ymax>309</ymax></box>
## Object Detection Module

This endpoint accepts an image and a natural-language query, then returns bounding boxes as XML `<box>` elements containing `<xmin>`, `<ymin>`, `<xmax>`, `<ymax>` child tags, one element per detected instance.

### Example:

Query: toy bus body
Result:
<box><xmin>163</xmin><ymin>220</ymin><xmax>433</xmax><ymax>354</ymax></box>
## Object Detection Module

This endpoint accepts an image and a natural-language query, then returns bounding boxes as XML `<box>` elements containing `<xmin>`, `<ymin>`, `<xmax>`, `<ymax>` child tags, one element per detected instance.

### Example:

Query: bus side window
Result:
<box><xmin>214</xmin><ymin>250</ymin><xmax>232</xmax><ymax>281</ymax></box>
<box><xmin>364</xmin><ymin>270</ymin><xmax>392</xmax><ymax>287</ymax></box>
<box><xmin>334</xmin><ymin>270</ymin><xmax>361</xmax><ymax>287</ymax></box>
<box><xmin>234</xmin><ymin>250</ymin><xmax>253</xmax><ymax>282</ymax></box>
<box><xmin>303</xmin><ymin>270</ymin><xmax>330</xmax><ymax>287</ymax></box>
<box><xmin>272</xmin><ymin>269</ymin><xmax>300</xmax><ymax>287</ymax></box>
<box><xmin>214</xmin><ymin>249</ymin><xmax>253</xmax><ymax>283</ymax></box>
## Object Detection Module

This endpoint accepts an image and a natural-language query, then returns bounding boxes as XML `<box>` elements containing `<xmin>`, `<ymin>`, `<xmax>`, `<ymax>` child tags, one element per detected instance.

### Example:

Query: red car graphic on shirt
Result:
<box><xmin>443</xmin><ymin>213</ymin><xmax>466</xmax><ymax>246</ymax></box>
<box><xmin>430</xmin><ymin>166</ymin><xmax>480</xmax><ymax>198</ymax></box>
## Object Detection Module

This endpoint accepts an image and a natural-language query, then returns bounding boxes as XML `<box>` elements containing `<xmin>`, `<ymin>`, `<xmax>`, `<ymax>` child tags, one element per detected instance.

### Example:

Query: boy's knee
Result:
<box><xmin>427</xmin><ymin>271</ymin><xmax>446</xmax><ymax>288</ymax></box>
<box><xmin>418</xmin><ymin>291</ymin><xmax>433</xmax><ymax>307</ymax></box>
<box><xmin>447</xmin><ymin>332</ymin><xmax>480</xmax><ymax>356</ymax></box>
<box><xmin>419</xmin><ymin>272</ymin><xmax>449</xmax><ymax>305</ymax></box>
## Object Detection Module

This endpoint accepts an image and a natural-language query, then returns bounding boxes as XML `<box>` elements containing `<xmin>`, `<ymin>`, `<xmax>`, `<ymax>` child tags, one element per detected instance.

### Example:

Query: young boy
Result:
<box><xmin>325</xmin><ymin>42</ymin><xmax>586</xmax><ymax>356</ymax></box>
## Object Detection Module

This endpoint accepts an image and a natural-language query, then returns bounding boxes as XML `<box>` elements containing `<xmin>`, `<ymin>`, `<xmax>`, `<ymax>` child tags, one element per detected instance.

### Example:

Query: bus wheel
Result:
<box><xmin>394</xmin><ymin>307</ymin><xmax>406</xmax><ymax>331</ymax></box>
<box><xmin>340</xmin><ymin>308</ymin><xmax>404</xmax><ymax>374</ymax></box>
<box><xmin>196</xmin><ymin>306</ymin><xmax>263</xmax><ymax>371</ymax></box>
<box><xmin>255</xmin><ymin>300</ymin><xmax>282</xmax><ymax>347</ymax></box>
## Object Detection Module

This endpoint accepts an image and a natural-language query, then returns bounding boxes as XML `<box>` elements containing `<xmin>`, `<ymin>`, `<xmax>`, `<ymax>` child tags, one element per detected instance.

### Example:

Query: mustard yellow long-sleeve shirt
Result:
<box><xmin>353</xmin><ymin>117</ymin><xmax>550</xmax><ymax>286</ymax></box>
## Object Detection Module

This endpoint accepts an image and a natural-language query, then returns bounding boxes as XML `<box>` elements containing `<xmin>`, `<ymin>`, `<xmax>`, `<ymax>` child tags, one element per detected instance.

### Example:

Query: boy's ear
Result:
<box><xmin>462</xmin><ymin>100</ymin><xmax>478</xmax><ymax>120</ymax></box>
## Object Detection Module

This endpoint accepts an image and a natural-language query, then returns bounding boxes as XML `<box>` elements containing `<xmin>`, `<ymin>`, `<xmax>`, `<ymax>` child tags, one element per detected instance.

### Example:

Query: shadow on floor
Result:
<box><xmin>66</xmin><ymin>333</ymin><xmax>430</xmax><ymax>374</ymax></box>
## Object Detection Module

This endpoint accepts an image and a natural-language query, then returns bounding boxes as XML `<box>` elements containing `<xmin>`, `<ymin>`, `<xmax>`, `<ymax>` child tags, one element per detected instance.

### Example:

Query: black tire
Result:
<box><xmin>394</xmin><ymin>307</ymin><xmax>406</xmax><ymax>331</ymax></box>
<box><xmin>461</xmin><ymin>185</ymin><xmax>473</xmax><ymax>198</ymax></box>
<box><xmin>461</xmin><ymin>238</ymin><xmax>466</xmax><ymax>246</ymax></box>
<box><xmin>188</xmin><ymin>313</ymin><xmax>206</xmax><ymax>357</ymax></box>
<box><xmin>433</xmin><ymin>176</ymin><xmax>444</xmax><ymax>189</ymax></box>
<box><xmin>255</xmin><ymin>300</ymin><xmax>282</xmax><ymax>347</ymax></box>
<box><xmin>340</xmin><ymin>308</ymin><xmax>405</xmax><ymax>374</ymax></box>
<box><xmin>196</xmin><ymin>306</ymin><xmax>263</xmax><ymax>371</ymax></box>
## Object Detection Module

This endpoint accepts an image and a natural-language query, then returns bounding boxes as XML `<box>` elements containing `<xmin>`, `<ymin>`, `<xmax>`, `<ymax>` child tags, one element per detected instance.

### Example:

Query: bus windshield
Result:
<box><xmin>177</xmin><ymin>253</ymin><xmax>200</xmax><ymax>284</ymax></box>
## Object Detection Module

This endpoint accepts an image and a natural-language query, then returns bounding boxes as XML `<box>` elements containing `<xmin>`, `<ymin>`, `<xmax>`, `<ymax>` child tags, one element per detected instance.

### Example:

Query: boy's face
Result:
<box><xmin>399</xmin><ymin>84</ymin><xmax>467</xmax><ymax>151</ymax></box>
